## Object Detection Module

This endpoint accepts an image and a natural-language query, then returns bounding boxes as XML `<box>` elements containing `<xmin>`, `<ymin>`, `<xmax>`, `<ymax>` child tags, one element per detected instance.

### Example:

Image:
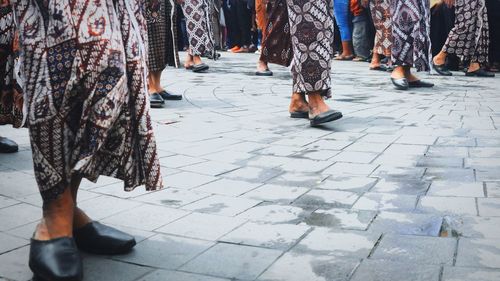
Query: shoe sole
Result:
<box><xmin>310</xmin><ymin>112</ymin><xmax>343</xmax><ymax>127</ymax></box>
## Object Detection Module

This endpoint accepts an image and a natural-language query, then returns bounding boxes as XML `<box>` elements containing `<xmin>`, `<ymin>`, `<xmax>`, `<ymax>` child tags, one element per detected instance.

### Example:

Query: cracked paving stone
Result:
<box><xmin>258</xmin><ymin>252</ymin><xmax>360</xmax><ymax>281</ymax></box>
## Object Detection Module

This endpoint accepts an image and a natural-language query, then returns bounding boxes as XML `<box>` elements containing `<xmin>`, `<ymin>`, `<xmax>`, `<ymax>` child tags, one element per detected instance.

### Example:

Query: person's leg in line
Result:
<box><xmin>334</xmin><ymin>0</ymin><xmax>354</xmax><ymax>59</ymax></box>
<box><xmin>287</xmin><ymin>0</ymin><xmax>342</xmax><ymax>126</ymax></box>
<box><xmin>234</xmin><ymin>0</ymin><xmax>251</xmax><ymax>52</ymax></box>
<box><xmin>368</xmin><ymin>0</ymin><xmax>392</xmax><ymax>70</ymax></box>
<box><xmin>433</xmin><ymin>0</ymin><xmax>494</xmax><ymax>77</ymax></box>
<box><xmin>255</xmin><ymin>0</ymin><xmax>272</xmax><ymax>75</ymax></box>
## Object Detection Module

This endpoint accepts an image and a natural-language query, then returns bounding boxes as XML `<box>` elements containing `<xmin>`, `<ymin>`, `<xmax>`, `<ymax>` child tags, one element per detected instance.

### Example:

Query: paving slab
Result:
<box><xmin>442</xmin><ymin>266</ymin><xmax>500</xmax><ymax>281</ymax></box>
<box><xmin>258</xmin><ymin>252</ymin><xmax>360</xmax><ymax>281</ymax></box>
<box><xmin>456</xmin><ymin>238</ymin><xmax>500</xmax><ymax>269</ymax></box>
<box><xmin>180</xmin><ymin>243</ymin><xmax>282</xmax><ymax>280</ymax></box>
<box><xmin>350</xmin><ymin>259</ymin><xmax>440</xmax><ymax>281</ymax></box>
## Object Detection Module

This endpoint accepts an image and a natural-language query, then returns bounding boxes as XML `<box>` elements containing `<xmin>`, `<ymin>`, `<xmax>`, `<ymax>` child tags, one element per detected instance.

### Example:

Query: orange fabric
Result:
<box><xmin>256</xmin><ymin>0</ymin><xmax>270</xmax><ymax>37</ymax></box>
<box><xmin>350</xmin><ymin>0</ymin><xmax>364</xmax><ymax>17</ymax></box>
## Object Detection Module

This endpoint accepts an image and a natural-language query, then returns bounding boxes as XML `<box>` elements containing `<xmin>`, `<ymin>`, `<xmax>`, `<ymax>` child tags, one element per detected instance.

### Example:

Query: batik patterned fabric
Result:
<box><xmin>442</xmin><ymin>0</ymin><xmax>489</xmax><ymax>64</ymax></box>
<box><xmin>146</xmin><ymin>0</ymin><xmax>180</xmax><ymax>72</ymax></box>
<box><xmin>390</xmin><ymin>0</ymin><xmax>432</xmax><ymax>71</ymax></box>
<box><xmin>11</xmin><ymin>0</ymin><xmax>163</xmax><ymax>201</ymax></box>
<box><xmin>287</xmin><ymin>0</ymin><xmax>334</xmax><ymax>97</ymax></box>
<box><xmin>181</xmin><ymin>0</ymin><xmax>216</xmax><ymax>57</ymax></box>
<box><xmin>0</xmin><ymin>1</ymin><xmax>23</xmax><ymax>128</ymax></box>
<box><xmin>370</xmin><ymin>0</ymin><xmax>392</xmax><ymax>56</ymax></box>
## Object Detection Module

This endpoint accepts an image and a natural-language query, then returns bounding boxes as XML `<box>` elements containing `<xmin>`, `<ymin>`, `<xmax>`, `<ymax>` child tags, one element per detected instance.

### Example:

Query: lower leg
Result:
<box><xmin>148</xmin><ymin>71</ymin><xmax>163</xmax><ymax>94</ymax></box>
<box><xmin>370</xmin><ymin>52</ymin><xmax>380</xmax><ymax>67</ymax></box>
<box><xmin>34</xmin><ymin>187</ymin><xmax>75</xmax><ymax>240</ymax></box>
<box><xmin>289</xmin><ymin>92</ymin><xmax>309</xmax><ymax>113</ymax></box>
<box><xmin>70</xmin><ymin>175</ymin><xmax>92</xmax><ymax>230</ymax></box>
<box><xmin>341</xmin><ymin>41</ymin><xmax>353</xmax><ymax>57</ymax></box>
<box><xmin>184</xmin><ymin>52</ymin><xmax>194</xmax><ymax>68</ymax></box>
<box><xmin>307</xmin><ymin>92</ymin><xmax>331</xmax><ymax>117</ymax></box>
<box><xmin>257</xmin><ymin>59</ymin><xmax>269</xmax><ymax>71</ymax></box>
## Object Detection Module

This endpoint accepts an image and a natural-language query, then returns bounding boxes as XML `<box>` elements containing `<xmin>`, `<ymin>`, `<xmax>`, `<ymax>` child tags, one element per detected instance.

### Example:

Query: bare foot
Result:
<box><xmin>257</xmin><ymin>60</ymin><xmax>269</xmax><ymax>72</ymax></box>
<box><xmin>391</xmin><ymin>66</ymin><xmax>406</xmax><ymax>79</ymax></box>
<box><xmin>468</xmin><ymin>62</ymin><xmax>481</xmax><ymax>72</ymax></box>
<box><xmin>289</xmin><ymin>93</ymin><xmax>309</xmax><ymax>113</ymax></box>
<box><xmin>193</xmin><ymin>55</ymin><xmax>203</xmax><ymax>65</ymax></box>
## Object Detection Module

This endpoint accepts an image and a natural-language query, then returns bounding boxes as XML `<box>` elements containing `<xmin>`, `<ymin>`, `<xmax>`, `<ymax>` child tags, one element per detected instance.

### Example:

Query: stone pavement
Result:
<box><xmin>1</xmin><ymin>52</ymin><xmax>500</xmax><ymax>281</ymax></box>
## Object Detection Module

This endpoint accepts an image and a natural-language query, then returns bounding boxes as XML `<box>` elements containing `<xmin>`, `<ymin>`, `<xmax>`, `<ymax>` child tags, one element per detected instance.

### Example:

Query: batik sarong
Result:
<box><xmin>12</xmin><ymin>0</ymin><xmax>163</xmax><ymax>201</ymax></box>
<box><xmin>181</xmin><ymin>0</ymin><xmax>216</xmax><ymax>57</ymax></box>
<box><xmin>0</xmin><ymin>1</ymin><xmax>23</xmax><ymax>128</ymax></box>
<box><xmin>390</xmin><ymin>0</ymin><xmax>432</xmax><ymax>71</ymax></box>
<box><xmin>146</xmin><ymin>0</ymin><xmax>180</xmax><ymax>72</ymax></box>
<box><xmin>370</xmin><ymin>0</ymin><xmax>392</xmax><ymax>56</ymax></box>
<box><xmin>442</xmin><ymin>0</ymin><xmax>489</xmax><ymax>64</ymax></box>
<box><xmin>287</xmin><ymin>0</ymin><xmax>334</xmax><ymax>97</ymax></box>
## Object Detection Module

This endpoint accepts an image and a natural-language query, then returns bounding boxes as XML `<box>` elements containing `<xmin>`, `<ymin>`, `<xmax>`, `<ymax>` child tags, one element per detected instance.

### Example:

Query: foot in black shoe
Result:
<box><xmin>192</xmin><ymin>63</ymin><xmax>209</xmax><ymax>73</ymax></box>
<box><xmin>391</xmin><ymin>77</ymin><xmax>409</xmax><ymax>90</ymax></box>
<box><xmin>309</xmin><ymin>110</ymin><xmax>343</xmax><ymax>127</ymax></box>
<box><xmin>432</xmin><ymin>63</ymin><xmax>453</xmax><ymax>76</ymax></box>
<box><xmin>149</xmin><ymin>93</ymin><xmax>165</xmax><ymax>108</ymax></box>
<box><xmin>29</xmin><ymin>237</ymin><xmax>83</xmax><ymax>281</ymax></box>
<box><xmin>159</xmin><ymin>90</ymin><xmax>182</xmax><ymax>101</ymax></box>
<box><xmin>0</xmin><ymin>136</ymin><xmax>18</xmax><ymax>153</ymax></box>
<box><xmin>466</xmin><ymin>68</ymin><xmax>496</xmax><ymax>77</ymax></box>
<box><xmin>289</xmin><ymin>111</ymin><xmax>309</xmax><ymax>119</ymax></box>
<box><xmin>409</xmin><ymin>80</ymin><xmax>434</xmax><ymax>88</ymax></box>
<box><xmin>74</xmin><ymin>222</ymin><xmax>136</xmax><ymax>255</ymax></box>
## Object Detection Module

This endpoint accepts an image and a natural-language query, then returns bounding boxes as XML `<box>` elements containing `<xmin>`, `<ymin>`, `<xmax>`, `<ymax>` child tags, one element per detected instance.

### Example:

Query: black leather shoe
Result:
<box><xmin>159</xmin><ymin>90</ymin><xmax>182</xmax><ymax>101</ymax></box>
<box><xmin>255</xmin><ymin>69</ymin><xmax>273</xmax><ymax>76</ymax></box>
<box><xmin>192</xmin><ymin>63</ymin><xmax>209</xmax><ymax>73</ymax></box>
<box><xmin>409</xmin><ymin>80</ymin><xmax>434</xmax><ymax>88</ymax></box>
<box><xmin>29</xmin><ymin>237</ymin><xmax>83</xmax><ymax>281</ymax></box>
<box><xmin>74</xmin><ymin>222</ymin><xmax>136</xmax><ymax>255</ymax></box>
<box><xmin>465</xmin><ymin>68</ymin><xmax>496</xmax><ymax>77</ymax></box>
<box><xmin>432</xmin><ymin>63</ymin><xmax>452</xmax><ymax>76</ymax></box>
<box><xmin>391</xmin><ymin>77</ymin><xmax>409</xmax><ymax>90</ymax></box>
<box><xmin>310</xmin><ymin>110</ymin><xmax>343</xmax><ymax>127</ymax></box>
<box><xmin>0</xmin><ymin>136</ymin><xmax>18</xmax><ymax>153</ymax></box>
<box><xmin>149</xmin><ymin>93</ymin><xmax>165</xmax><ymax>108</ymax></box>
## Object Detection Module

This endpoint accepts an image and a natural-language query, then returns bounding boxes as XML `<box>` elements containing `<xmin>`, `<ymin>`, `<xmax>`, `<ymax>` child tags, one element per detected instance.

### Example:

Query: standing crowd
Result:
<box><xmin>0</xmin><ymin>0</ymin><xmax>499</xmax><ymax>280</ymax></box>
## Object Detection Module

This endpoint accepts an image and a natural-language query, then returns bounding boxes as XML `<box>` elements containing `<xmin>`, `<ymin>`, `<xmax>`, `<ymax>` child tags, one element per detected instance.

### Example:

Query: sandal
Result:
<box><xmin>310</xmin><ymin>110</ymin><xmax>343</xmax><ymax>127</ymax></box>
<box><xmin>334</xmin><ymin>55</ymin><xmax>354</xmax><ymax>61</ymax></box>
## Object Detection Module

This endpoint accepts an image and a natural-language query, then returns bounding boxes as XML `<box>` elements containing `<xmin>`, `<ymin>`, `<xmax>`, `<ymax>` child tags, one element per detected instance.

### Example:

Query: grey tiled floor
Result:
<box><xmin>1</xmin><ymin>52</ymin><xmax>500</xmax><ymax>280</ymax></box>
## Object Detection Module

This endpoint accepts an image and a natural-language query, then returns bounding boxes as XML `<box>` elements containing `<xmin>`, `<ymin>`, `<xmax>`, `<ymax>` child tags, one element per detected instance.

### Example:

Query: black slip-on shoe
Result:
<box><xmin>159</xmin><ymin>90</ymin><xmax>183</xmax><ymax>101</ymax></box>
<box><xmin>0</xmin><ymin>136</ymin><xmax>19</xmax><ymax>153</ymax></box>
<box><xmin>409</xmin><ymin>80</ymin><xmax>435</xmax><ymax>88</ymax></box>
<box><xmin>432</xmin><ymin>63</ymin><xmax>453</xmax><ymax>76</ymax></box>
<box><xmin>192</xmin><ymin>63</ymin><xmax>209</xmax><ymax>73</ymax></box>
<box><xmin>465</xmin><ymin>68</ymin><xmax>496</xmax><ymax>77</ymax></box>
<box><xmin>149</xmin><ymin>93</ymin><xmax>165</xmax><ymax>108</ymax></box>
<box><xmin>74</xmin><ymin>222</ymin><xmax>136</xmax><ymax>255</ymax></box>
<box><xmin>29</xmin><ymin>237</ymin><xmax>83</xmax><ymax>281</ymax></box>
<box><xmin>391</xmin><ymin>77</ymin><xmax>409</xmax><ymax>90</ymax></box>
<box><xmin>310</xmin><ymin>110</ymin><xmax>343</xmax><ymax>127</ymax></box>
<box><xmin>290</xmin><ymin>111</ymin><xmax>309</xmax><ymax>119</ymax></box>
<box><xmin>255</xmin><ymin>69</ymin><xmax>273</xmax><ymax>76</ymax></box>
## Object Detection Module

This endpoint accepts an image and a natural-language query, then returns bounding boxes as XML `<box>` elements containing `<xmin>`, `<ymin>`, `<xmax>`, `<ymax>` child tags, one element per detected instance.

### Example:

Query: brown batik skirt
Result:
<box><xmin>370</xmin><ymin>0</ymin><xmax>392</xmax><ymax>56</ymax></box>
<box><xmin>0</xmin><ymin>2</ymin><xmax>23</xmax><ymax>128</ymax></box>
<box><xmin>442</xmin><ymin>0</ymin><xmax>490</xmax><ymax>64</ymax></box>
<box><xmin>261</xmin><ymin>0</ymin><xmax>334</xmax><ymax>97</ymax></box>
<box><xmin>390</xmin><ymin>0</ymin><xmax>432</xmax><ymax>71</ymax></box>
<box><xmin>181</xmin><ymin>0</ymin><xmax>216</xmax><ymax>57</ymax></box>
<box><xmin>12</xmin><ymin>0</ymin><xmax>163</xmax><ymax>201</ymax></box>
<box><xmin>146</xmin><ymin>0</ymin><xmax>180</xmax><ymax>72</ymax></box>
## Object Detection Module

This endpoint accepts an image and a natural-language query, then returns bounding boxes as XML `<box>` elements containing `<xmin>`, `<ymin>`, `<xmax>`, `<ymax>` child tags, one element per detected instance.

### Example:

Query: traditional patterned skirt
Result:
<box><xmin>0</xmin><ymin>2</ymin><xmax>23</xmax><ymax>128</ymax></box>
<box><xmin>287</xmin><ymin>0</ymin><xmax>334</xmax><ymax>97</ymax></box>
<box><xmin>442</xmin><ymin>0</ymin><xmax>490</xmax><ymax>64</ymax></box>
<box><xmin>146</xmin><ymin>0</ymin><xmax>180</xmax><ymax>72</ymax></box>
<box><xmin>11</xmin><ymin>0</ymin><xmax>163</xmax><ymax>201</ymax></box>
<box><xmin>181</xmin><ymin>0</ymin><xmax>216</xmax><ymax>57</ymax></box>
<box><xmin>390</xmin><ymin>0</ymin><xmax>432</xmax><ymax>71</ymax></box>
<box><xmin>370</xmin><ymin>0</ymin><xmax>392</xmax><ymax>56</ymax></box>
